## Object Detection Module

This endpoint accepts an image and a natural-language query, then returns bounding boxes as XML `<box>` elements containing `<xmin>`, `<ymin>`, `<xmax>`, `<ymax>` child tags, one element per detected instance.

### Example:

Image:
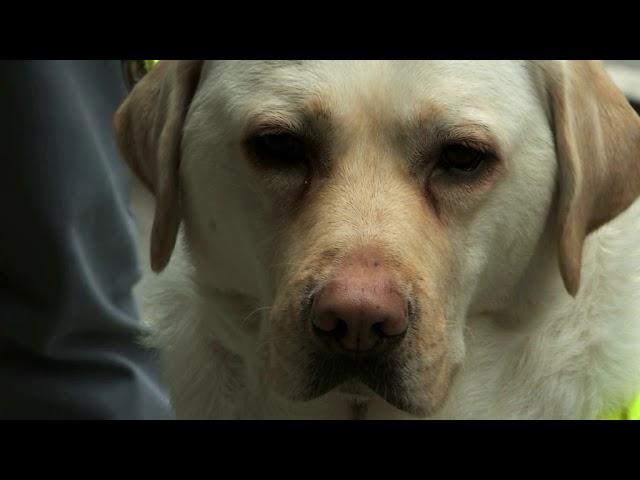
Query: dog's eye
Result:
<box><xmin>439</xmin><ymin>144</ymin><xmax>485</xmax><ymax>173</ymax></box>
<box><xmin>249</xmin><ymin>132</ymin><xmax>308</xmax><ymax>168</ymax></box>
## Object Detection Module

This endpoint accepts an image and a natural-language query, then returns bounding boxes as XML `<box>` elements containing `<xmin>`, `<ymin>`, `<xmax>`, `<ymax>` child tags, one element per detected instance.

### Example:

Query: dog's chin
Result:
<box><xmin>337</xmin><ymin>379</ymin><xmax>372</xmax><ymax>398</ymax></box>
<box><xmin>267</xmin><ymin>339</ymin><xmax>448</xmax><ymax>418</ymax></box>
<box><xmin>334</xmin><ymin>381</ymin><xmax>426</xmax><ymax>417</ymax></box>
<box><xmin>295</xmin><ymin>375</ymin><xmax>431</xmax><ymax>418</ymax></box>
<box><xmin>298</xmin><ymin>351</ymin><xmax>435</xmax><ymax>417</ymax></box>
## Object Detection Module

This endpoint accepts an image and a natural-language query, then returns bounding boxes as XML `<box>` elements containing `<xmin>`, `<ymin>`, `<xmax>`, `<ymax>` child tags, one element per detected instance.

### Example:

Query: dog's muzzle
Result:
<box><xmin>296</xmin><ymin>250</ymin><xmax>423</xmax><ymax>415</ymax></box>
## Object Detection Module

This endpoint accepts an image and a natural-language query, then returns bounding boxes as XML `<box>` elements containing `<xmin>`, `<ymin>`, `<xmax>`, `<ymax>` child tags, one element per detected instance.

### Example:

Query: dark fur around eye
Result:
<box><xmin>246</xmin><ymin>132</ymin><xmax>309</xmax><ymax>169</ymax></box>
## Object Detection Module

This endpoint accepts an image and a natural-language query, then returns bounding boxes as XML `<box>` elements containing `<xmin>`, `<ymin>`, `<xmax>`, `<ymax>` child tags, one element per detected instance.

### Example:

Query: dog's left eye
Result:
<box><xmin>438</xmin><ymin>144</ymin><xmax>486</xmax><ymax>173</ymax></box>
<box><xmin>249</xmin><ymin>132</ymin><xmax>308</xmax><ymax>168</ymax></box>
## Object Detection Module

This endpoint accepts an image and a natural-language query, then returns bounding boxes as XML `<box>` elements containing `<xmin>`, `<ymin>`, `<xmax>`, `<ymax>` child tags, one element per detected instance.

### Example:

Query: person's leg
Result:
<box><xmin>0</xmin><ymin>60</ymin><xmax>172</xmax><ymax>419</ymax></box>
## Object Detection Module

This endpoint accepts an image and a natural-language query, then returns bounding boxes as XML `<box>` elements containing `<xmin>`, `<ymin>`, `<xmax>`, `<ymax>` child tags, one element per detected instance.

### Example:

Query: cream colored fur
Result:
<box><xmin>136</xmin><ymin>199</ymin><xmax>640</xmax><ymax>419</ymax></box>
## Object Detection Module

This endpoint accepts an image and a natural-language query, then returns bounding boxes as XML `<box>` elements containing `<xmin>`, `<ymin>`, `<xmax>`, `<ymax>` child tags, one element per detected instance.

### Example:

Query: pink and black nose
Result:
<box><xmin>311</xmin><ymin>252</ymin><xmax>409</xmax><ymax>352</ymax></box>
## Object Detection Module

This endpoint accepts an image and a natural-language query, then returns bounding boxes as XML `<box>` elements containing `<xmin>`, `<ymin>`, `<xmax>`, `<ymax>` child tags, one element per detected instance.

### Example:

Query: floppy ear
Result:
<box><xmin>114</xmin><ymin>60</ymin><xmax>204</xmax><ymax>272</ymax></box>
<box><xmin>535</xmin><ymin>60</ymin><xmax>640</xmax><ymax>296</ymax></box>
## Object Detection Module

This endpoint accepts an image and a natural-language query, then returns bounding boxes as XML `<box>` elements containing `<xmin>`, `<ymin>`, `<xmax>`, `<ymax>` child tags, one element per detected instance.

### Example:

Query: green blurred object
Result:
<box><xmin>144</xmin><ymin>60</ymin><xmax>159</xmax><ymax>73</ymax></box>
<box><xmin>599</xmin><ymin>392</ymin><xmax>640</xmax><ymax>420</ymax></box>
<box><xmin>122</xmin><ymin>60</ymin><xmax>159</xmax><ymax>90</ymax></box>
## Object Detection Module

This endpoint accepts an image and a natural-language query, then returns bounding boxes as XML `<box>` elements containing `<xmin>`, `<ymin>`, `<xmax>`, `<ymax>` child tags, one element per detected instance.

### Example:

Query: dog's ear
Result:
<box><xmin>534</xmin><ymin>60</ymin><xmax>640</xmax><ymax>296</ymax></box>
<box><xmin>114</xmin><ymin>60</ymin><xmax>204</xmax><ymax>272</ymax></box>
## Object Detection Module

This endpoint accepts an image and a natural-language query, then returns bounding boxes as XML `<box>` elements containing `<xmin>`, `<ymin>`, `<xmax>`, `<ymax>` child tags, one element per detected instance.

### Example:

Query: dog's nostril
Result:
<box><xmin>312</xmin><ymin>308</ymin><xmax>338</xmax><ymax>333</ymax></box>
<box><xmin>371</xmin><ymin>321</ymin><xmax>385</xmax><ymax>338</ymax></box>
<box><xmin>334</xmin><ymin>318</ymin><xmax>348</xmax><ymax>338</ymax></box>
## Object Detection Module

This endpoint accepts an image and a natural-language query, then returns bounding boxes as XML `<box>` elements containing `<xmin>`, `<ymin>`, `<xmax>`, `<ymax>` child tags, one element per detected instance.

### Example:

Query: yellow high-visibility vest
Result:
<box><xmin>599</xmin><ymin>393</ymin><xmax>640</xmax><ymax>420</ymax></box>
<box><xmin>144</xmin><ymin>60</ymin><xmax>159</xmax><ymax>72</ymax></box>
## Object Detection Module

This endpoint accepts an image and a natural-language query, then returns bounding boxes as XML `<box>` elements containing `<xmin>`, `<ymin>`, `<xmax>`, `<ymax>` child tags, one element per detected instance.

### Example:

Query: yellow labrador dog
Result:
<box><xmin>115</xmin><ymin>61</ymin><xmax>640</xmax><ymax>419</ymax></box>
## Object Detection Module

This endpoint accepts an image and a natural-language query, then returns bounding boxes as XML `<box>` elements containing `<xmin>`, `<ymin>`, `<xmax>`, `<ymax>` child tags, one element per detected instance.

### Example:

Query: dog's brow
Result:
<box><xmin>444</xmin><ymin>123</ymin><xmax>498</xmax><ymax>152</ymax></box>
<box><xmin>410</xmin><ymin>102</ymin><xmax>496</xmax><ymax>143</ymax></box>
<box><xmin>244</xmin><ymin>112</ymin><xmax>305</xmax><ymax>137</ymax></box>
<box><xmin>305</xmin><ymin>96</ymin><xmax>332</xmax><ymax>124</ymax></box>
<box><xmin>243</xmin><ymin>103</ymin><xmax>334</xmax><ymax>152</ymax></box>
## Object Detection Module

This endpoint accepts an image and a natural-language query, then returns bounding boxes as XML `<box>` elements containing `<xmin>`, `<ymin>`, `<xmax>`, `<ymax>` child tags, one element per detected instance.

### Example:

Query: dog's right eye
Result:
<box><xmin>248</xmin><ymin>132</ymin><xmax>309</xmax><ymax>169</ymax></box>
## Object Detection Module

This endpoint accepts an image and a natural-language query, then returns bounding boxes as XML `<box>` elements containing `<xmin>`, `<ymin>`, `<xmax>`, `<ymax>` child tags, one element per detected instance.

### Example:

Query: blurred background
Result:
<box><xmin>605</xmin><ymin>60</ymin><xmax>640</xmax><ymax>107</ymax></box>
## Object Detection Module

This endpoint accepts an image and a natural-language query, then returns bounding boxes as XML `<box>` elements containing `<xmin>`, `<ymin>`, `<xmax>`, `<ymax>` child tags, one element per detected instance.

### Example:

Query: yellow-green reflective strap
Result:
<box><xmin>628</xmin><ymin>392</ymin><xmax>640</xmax><ymax>419</ymax></box>
<box><xmin>599</xmin><ymin>392</ymin><xmax>640</xmax><ymax>420</ymax></box>
<box><xmin>144</xmin><ymin>60</ymin><xmax>159</xmax><ymax>73</ymax></box>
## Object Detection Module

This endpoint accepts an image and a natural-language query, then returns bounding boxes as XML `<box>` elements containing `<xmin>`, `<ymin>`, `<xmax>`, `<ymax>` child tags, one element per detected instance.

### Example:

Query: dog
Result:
<box><xmin>114</xmin><ymin>61</ymin><xmax>640</xmax><ymax>419</ymax></box>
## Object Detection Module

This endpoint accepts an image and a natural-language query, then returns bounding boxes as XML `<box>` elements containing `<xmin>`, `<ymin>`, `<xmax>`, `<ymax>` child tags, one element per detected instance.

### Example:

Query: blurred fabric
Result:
<box><xmin>0</xmin><ymin>60</ymin><xmax>172</xmax><ymax>419</ymax></box>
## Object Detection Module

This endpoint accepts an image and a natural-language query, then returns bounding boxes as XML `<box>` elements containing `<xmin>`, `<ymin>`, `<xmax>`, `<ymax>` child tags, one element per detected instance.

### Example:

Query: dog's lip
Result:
<box><xmin>302</xmin><ymin>370</ymin><xmax>427</xmax><ymax>417</ymax></box>
<box><xmin>299</xmin><ymin>348</ymin><xmax>425</xmax><ymax>415</ymax></box>
<box><xmin>332</xmin><ymin>380</ymin><xmax>427</xmax><ymax>417</ymax></box>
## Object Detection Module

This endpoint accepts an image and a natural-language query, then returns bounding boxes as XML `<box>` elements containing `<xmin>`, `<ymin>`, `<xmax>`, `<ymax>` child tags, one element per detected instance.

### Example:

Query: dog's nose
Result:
<box><xmin>311</xmin><ymin>257</ymin><xmax>409</xmax><ymax>352</ymax></box>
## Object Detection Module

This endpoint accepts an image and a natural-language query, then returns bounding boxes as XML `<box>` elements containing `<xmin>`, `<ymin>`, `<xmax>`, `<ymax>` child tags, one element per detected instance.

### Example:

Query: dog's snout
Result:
<box><xmin>311</xmin><ymin>257</ymin><xmax>408</xmax><ymax>352</ymax></box>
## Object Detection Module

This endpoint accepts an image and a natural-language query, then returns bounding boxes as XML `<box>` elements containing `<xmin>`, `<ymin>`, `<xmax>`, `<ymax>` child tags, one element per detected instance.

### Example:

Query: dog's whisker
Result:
<box><xmin>240</xmin><ymin>306</ymin><xmax>276</xmax><ymax>326</ymax></box>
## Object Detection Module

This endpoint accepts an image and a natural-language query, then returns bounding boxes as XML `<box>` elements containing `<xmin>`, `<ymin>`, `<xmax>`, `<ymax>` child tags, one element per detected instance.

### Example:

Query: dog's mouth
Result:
<box><xmin>299</xmin><ymin>350</ymin><xmax>427</xmax><ymax>417</ymax></box>
<box><xmin>267</xmin><ymin>282</ymin><xmax>451</xmax><ymax>418</ymax></box>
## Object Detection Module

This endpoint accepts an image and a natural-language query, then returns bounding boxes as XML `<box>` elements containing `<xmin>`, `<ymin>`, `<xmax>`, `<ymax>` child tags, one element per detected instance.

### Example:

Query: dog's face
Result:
<box><xmin>115</xmin><ymin>61</ymin><xmax>640</xmax><ymax>417</ymax></box>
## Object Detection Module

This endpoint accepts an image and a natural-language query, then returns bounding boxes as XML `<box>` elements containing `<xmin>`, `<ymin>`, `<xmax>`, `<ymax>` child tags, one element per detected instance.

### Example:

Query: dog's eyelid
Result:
<box><xmin>243</xmin><ymin>112</ymin><xmax>308</xmax><ymax>141</ymax></box>
<box><xmin>244</xmin><ymin>124</ymin><xmax>302</xmax><ymax>143</ymax></box>
<box><xmin>443</xmin><ymin>139</ymin><xmax>502</xmax><ymax>165</ymax></box>
<box><xmin>444</xmin><ymin>128</ymin><xmax>505</xmax><ymax>164</ymax></box>
<box><xmin>410</xmin><ymin>116</ymin><xmax>502</xmax><ymax>161</ymax></box>
<box><xmin>443</xmin><ymin>124</ymin><xmax>499</xmax><ymax>153</ymax></box>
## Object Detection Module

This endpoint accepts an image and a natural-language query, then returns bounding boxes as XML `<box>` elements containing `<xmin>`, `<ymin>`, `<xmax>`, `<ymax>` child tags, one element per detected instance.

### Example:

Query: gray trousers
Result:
<box><xmin>0</xmin><ymin>60</ymin><xmax>172</xmax><ymax>419</ymax></box>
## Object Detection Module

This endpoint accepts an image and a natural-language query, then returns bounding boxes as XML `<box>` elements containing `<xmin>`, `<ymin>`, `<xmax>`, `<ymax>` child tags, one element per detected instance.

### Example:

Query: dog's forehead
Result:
<box><xmin>200</xmin><ymin>60</ymin><xmax>533</xmax><ymax>121</ymax></box>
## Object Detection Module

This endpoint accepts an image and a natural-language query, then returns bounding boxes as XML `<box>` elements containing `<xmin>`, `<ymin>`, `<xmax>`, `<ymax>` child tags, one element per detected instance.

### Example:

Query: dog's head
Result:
<box><xmin>115</xmin><ymin>61</ymin><xmax>640</xmax><ymax>417</ymax></box>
